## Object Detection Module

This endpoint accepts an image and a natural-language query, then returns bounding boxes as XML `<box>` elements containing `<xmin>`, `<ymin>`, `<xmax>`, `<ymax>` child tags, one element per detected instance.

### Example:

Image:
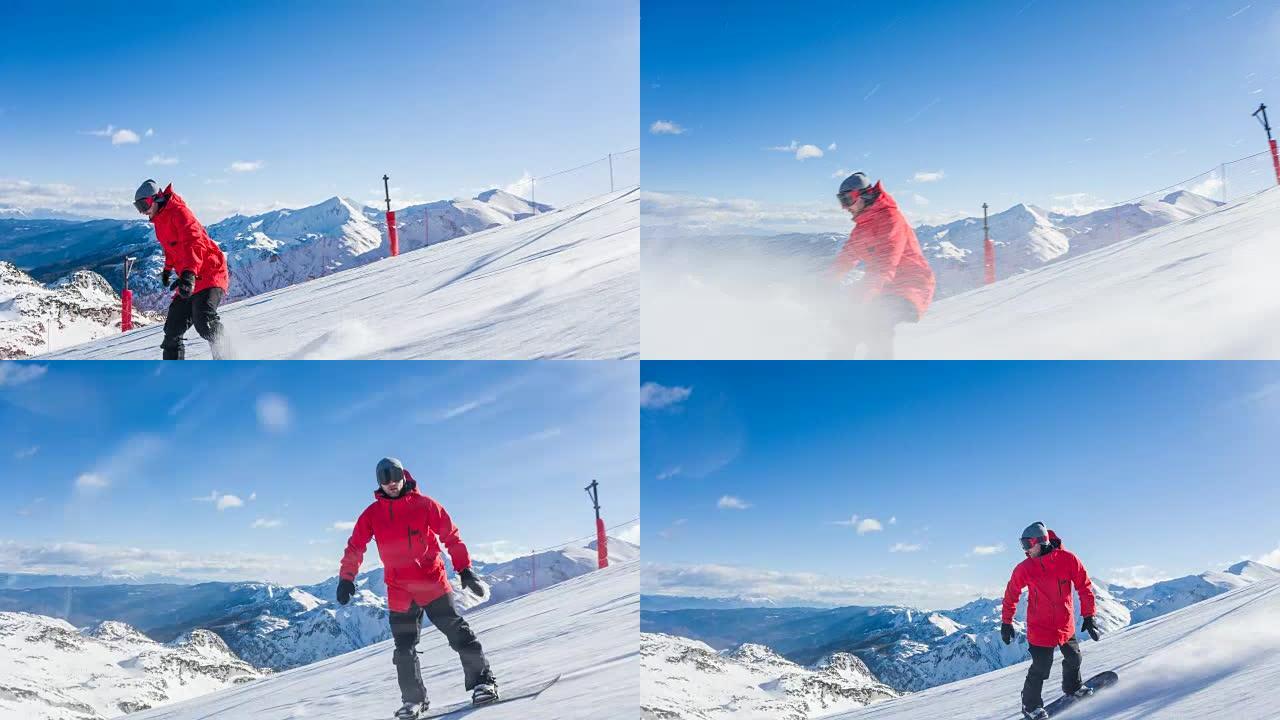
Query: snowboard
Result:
<box><xmin>417</xmin><ymin>675</ymin><xmax>562</xmax><ymax>719</ymax></box>
<box><xmin>1042</xmin><ymin>671</ymin><xmax>1118</xmax><ymax>716</ymax></box>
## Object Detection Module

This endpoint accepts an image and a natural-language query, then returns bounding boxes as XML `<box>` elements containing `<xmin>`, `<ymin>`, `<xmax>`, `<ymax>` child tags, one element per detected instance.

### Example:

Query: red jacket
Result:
<box><xmin>151</xmin><ymin>184</ymin><xmax>229</xmax><ymax>296</ymax></box>
<box><xmin>339</xmin><ymin>473</ymin><xmax>472</xmax><ymax>613</ymax></box>
<box><xmin>831</xmin><ymin>182</ymin><xmax>936</xmax><ymax>319</ymax></box>
<box><xmin>1002</xmin><ymin>533</ymin><xmax>1097</xmax><ymax>647</ymax></box>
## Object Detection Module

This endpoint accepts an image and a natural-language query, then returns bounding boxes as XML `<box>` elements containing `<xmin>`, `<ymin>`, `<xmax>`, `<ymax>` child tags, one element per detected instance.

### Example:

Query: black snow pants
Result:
<box><xmin>162</xmin><ymin>287</ymin><xmax>226</xmax><ymax>360</ymax></box>
<box><xmin>1022</xmin><ymin>638</ymin><xmax>1083</xmax><ymax>710</ymax></box>
<box><xmin>390</xmin><ymin>593</ymin><xmax>493</xmax><ymax>705</ymax></box>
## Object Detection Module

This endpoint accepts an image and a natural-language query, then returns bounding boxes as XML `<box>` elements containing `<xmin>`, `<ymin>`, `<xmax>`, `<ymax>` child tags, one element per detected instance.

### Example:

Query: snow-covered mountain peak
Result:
<box><xmin>728</xmin><ymin>642</ymin><xmax>794</xmax><ymax>667</ymax></box>
<box><xmin>86</xmin><ymin>619</ymin><xmax>152</xmax><ymax>644</ymax></box>
<box><xmin>1225</xmin><ymin>560</ymin><xmax>1280</xmax><ymax>582</ymax></box>
<box><xmin>170</xmin><ymin>628</ymin><xmax>236</xmax><ymax>657</ymax></box>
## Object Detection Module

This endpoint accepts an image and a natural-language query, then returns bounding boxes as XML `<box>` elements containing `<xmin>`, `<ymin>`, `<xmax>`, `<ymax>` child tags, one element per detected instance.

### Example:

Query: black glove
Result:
<box><xmin>336</xmin><ymin>578</ymin><xmax>356</xmax><ymax>605</ymax></box>
<box><xmin>1081</xmin><ymin>615</ymin><xmax>1100</xmax><ymax>641</ymax></box>
<box><xmin>161</xmin><ymin>269</ymin><xmax>172</xmax><ymax>287</ymax></box>
<box><xmin>1001</xmin><ymin>623</ymin><xmax>1015</xmax><ymax>645</ymax></box>
<box><xmin>175</xmin><ymin>270</ymin><xmax>196</xmax><ymax>298</ymax></box>
<box><xmin>459</xmin><ymin>568</ymin><xmax>486</xmax><ymax>598</ymax></box>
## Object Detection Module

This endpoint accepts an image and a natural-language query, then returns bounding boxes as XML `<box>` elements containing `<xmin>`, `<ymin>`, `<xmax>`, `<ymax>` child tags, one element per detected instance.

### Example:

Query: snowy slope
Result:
<box><xmin>900</xmin><ymin>187</ymin><xmax>1280</xmax><ymax>359</ymax></box>
<box><xmin>0</xmin><ymin>612</ymin><xmax>264</xmax><ymax>720</ymax></box>
<box><xmin>41</xmin><ymin>189</ymin><xmax>638</xmax><ymax>360</ymax></box>
<box><xmin>128</xmin><ymin>560</ymin><xmax>639</xmax><ymax>720</ymax></box>
<box><xmin>643</xmin><ymin>633</ymin><xmax>899</xmax><ymax>720</ymax></box>
<box><xmin>826</xmin><ymin>578</ymin><xmax>1280</xmax><ymax>720</ymax></box>
<box><xmin>1109</xmin><ymin>560</ymin><xmax>1280</xmax><ymax>624</ymax></box>
<box><xmin>453</xmin><ymin>538</ymin><xmax>641</xmax><ymax>611</ymax></box>
<box><xmin>0</xmin><ymin>261</ymin><xmax>156</xmax><ymax>358</ymax></box>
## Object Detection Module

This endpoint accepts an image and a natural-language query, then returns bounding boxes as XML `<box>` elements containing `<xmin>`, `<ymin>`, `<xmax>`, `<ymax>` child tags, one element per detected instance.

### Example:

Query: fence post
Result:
<box><xmin>983</xmin><ymin>203</ymin><xmax>995</xmax><ymax>285</ymax></box>
<box><xmin>383</xmin><ymin>175</ymin><xmax>398</xmax><ymax>257</ymax></box>
<box><xmin>120</xmin><ymin>255</ymin><xmax>135</xmax><ymax>332</ymax></box>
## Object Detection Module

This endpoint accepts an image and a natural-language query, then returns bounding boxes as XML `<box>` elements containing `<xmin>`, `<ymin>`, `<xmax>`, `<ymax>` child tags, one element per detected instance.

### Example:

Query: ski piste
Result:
<box><xmin>414</xmin><ymin>675</ymin><xmax>561</xmax><ymax>719</ymax></box>
<box><xmin>1038</xmin><ymin>671</ymin><xmax>1118</xmax><ymax>717</ymax></box>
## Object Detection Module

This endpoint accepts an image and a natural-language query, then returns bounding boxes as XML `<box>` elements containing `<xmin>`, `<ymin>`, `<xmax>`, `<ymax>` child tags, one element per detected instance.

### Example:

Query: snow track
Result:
<box><xmin>130</xmin><ymin>561</ymin><xmax>638</xmax><ymax>720</ymax></box>
<box><xmin>828</xmin><ymin>578</ymin><xmax>1280</xmax><ymax>720</ymax></box>
<box><xmin>41</xmin><ymin>189</ymin><xmax>638</xmax><ymax>360</ymax></box>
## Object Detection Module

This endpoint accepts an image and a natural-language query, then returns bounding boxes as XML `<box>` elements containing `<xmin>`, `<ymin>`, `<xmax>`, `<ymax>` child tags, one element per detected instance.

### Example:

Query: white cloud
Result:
<box><xmin>229</xmin><ymin>160</ymin><xmax>264</xmax><ymax>173</ymax></box>
<box><xmin>75</xmin><ymin>473</ymin><xmax>108</xmax><ymax>490</ymax></box>
<box><xmin>1258</xmin><ymin>545</ymin><xmax>1280</xmax><ymax>569</ymax></box>
<box><xmin>16</xmin><ymin>498</ymin><xmax>45</xmax><ymax>516</ymax></box>
<box><xmin>616</xmin><ymin>523</ymin><xmax>641</xmax><ymax>545</ymax></box>
<box><xmin>81</xmin><ymin>124</ymin><xmax>115</xmax><ymax>137</ymax></box>
<box><xmin>0</xmin><ymin>362</ymin><xmax>47</xmax><ymax>386</ymax></box>
<box><xmin>1188</xmin><ymin>175</ymin><xmax>1224</xmax><ymax>199</ymax></box>
<box><xmin>971</xmin><ymin>543</ymin><xmax>1006</xmax><ymax>556</ymax></box>
<box><xmin>1050</xmin><ymin>193</ymin><xmax>1112</xmax><ymax>215</ymax></box>
<box><xmin>643</xmin><ymin>562</ymin><xmax>992</xmax><ymax>610</ymax></box>
<box><xmin>857</xmin><ymin>518</ymin><xmax>884</xmax><ymax>535</ymax></box>
<box><xmin>256</xmin><ymin>393</ymin><xmax>292</xmax><ymax>432</ymax></box>
<box><xmin>889</xmin><ymin>516</ymin><xmax>897</xmax><ymax>525</ymax></box>
<box><xmin>0</xmin><ymin>179</ymin><xmax>133</xmax><ymax>219</ymax></box>
<box><xmin>766</xmin><ymin>140</ymin><xmax>824</xmax><ymax>161</ymax></box>
<box><xmin>656</xmin><ymin>466</ymin><xmax>683</xmax><ymax>481</ymax></box>
<box><xmin>216</xmin><ymin>494</ymin><xmax>244</xmax><ymax>511</ymax></box>
<box><xmin>641</xmin><ymin>190</ymin><xmax>847</xmax><ymax>237</ymax></box>
<box><xmin>144</xmin><ymin>128</ymin><xmax>155</xmax><ymax>137</ymax></box>
<box><xmin>194</xmin><ymin>490</ymin><xmax>244</xmax><ymax>511</ymax></box>
<box><xmin>0</xmin><ymin>539</ymin><xmax>337</xmax><ymax>586</ymax></box>
<box><xmin>249</xmin><ymin>492</ymin><xmax>257</xmax><ymax>501</ymax></box>
<box><xmin>14</xmin><ymin>446</ymin><xmax>39</xmax><ymax>460</ymax></box>
<box><xmin>912</xmin><ymin>193</ymin><xmax>930</xmax><ymax>206</ymax></box>
<box><xmin>331</xmin><ymin>521</ymin><xmax>357</xmax><ymax>532</ymax></box>
<box><xmin>502</xmin><ymin>170</ymin><xmax>534</xmax><ymax>197</ymax></box>
<box><xmin>717</xmin><ymin>495</ymin><xmax>751</xmax><ymax>510</ymax></box>
<box><xmin>795</xmin><ymin>144</ymin><xmax>824</xmax><ymax>161</ymax></box>
<box><xmin>658</xmin><ymin>519</ymin><xmax>688</xmax><ymax>540</ymax></box>
<box><xmin>650</xmin><ymin>120</ymin><xmax>687</xmax><ymax>135</ymax></box>
<box><xmin>146</xmin><ymin>155</ymin><xmax>179</xmax><ymax>166</ymax></box>
<box><xmin>1106</xmin><ymin>564</ymin><xmax>1175</xmax><ymax>588</ymax></box>
<box><xmin>890</xmin><ymin>542</ymin><xmax>923</xmax><ymax>552</ymax></box>
<box><xmin>111</xmin><ymin>129</ymin><xmax>140</xmax><ymax>145</ymax></box>
<box><xmin>832</xmin><ymin>168</ymin><xmax>851</xmax><ymax>179</ymax></box>
<box><xmin>827</xmin><ymin>143</ymin><xmax>838</xmax><ymax>151</ymax></box>
<box><xmin>912</xmin><ymin>170</ymin><xmax>945</xmax><ymax>183</ymax></box>
<box><xmin>639</xmin><ymin>382</ymin><xmax>692</xmax><ymax>409</ymax></box>
<box><xmin>251</xmin><ymin>518</ymin><xmax>283</xmax><ymax>529</ymax></box>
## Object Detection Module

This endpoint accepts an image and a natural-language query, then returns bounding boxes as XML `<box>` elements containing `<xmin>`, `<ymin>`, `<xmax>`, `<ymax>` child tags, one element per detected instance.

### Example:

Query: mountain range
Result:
<box><xmin>0</xmin><ymin>537</ymin><xmax>639</xmax><ymax>672</ymax></box>
<box><xmin>641</xmin><ymin>560</ymin><xmax>1278</xmax><ymax>718</ymax></box>
<box><xmin>0</xmin><ymin>612</ymin><xmax>265</xmax><ymax>720</ymax></box>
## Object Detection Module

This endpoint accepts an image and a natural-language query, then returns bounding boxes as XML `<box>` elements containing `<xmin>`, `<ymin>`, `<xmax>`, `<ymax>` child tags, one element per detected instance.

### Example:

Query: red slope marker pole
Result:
<box><xmin>120</xmin><ymin>255</ymin><xmax>135</xmax><ymax>332</ymax></box>
<box><xmin>585</xmin><ymin>480</ymin><xmax>608</xmax><ymax>569</ymax></box>
<box><xmin>1255</xmin><ymin>104</ymin><xmax>1280</xmax><ymax>187</ymax></box>
<box><xmin>383</xmin><ymin>174</ymin><xmax>399</xmax><ymax>257</ymax></box>
<box><xmin>982</xmin><ymin>203</ymin><xmax>995</xmax><ymax>285</ymax></box>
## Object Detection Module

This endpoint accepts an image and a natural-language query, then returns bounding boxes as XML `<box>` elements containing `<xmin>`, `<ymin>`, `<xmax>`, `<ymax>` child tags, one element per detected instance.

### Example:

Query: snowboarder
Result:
<box><xmin>830</xmin><ymin>172</ymin><xmax>936</xmax><ymax>359</ymax></box>
<box><xmin>1000</xmin><ymin>522</ymin><xmax>1103</xmax><ymax>720</ymax></box>
<box><xmin>336</xmin><ymin>457</ymin><xmax>498</xmax><ymax>719</ymax></box>
<box><xmin>133</xmin><ymin>179</ymin><xmax>231</xmax><ymax>360</ymax></box>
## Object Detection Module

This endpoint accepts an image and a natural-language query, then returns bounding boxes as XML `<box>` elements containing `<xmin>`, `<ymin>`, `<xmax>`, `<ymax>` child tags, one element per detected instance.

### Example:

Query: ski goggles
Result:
<box><xmin>838</xmin><ymin>191</ymin><xmax>858</xmax><ymax>208</ymax></box>
<box><xmin>376</xmin><ymin>466</ymin><xmax>405</xmax><ymax>486</ymax></box>
<box><xmin>1020</xmin><ymin>536</ymin><xmax>1046</xmax><ymax>551</ymax></box>
<box><xmin>133</xmin><ymin>196</ymin><xmax>155</xmax><ymax>214</ymax></box>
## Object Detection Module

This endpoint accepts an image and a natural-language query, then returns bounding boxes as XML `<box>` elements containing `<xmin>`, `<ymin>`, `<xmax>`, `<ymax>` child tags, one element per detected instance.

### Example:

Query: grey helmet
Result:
<box><xmin>837</xmin><ymin>172</ymin><xmax>876</xmax><ymax>208</ymax></box>
<box><xmin>133</xmin><ymin>179</ymin><xmax>162</xmax><ymax>214</ymax></box>
<box><xmin>1020</xmin><ymin>521</ymin><xmax>1049</xmax><ymax>550</ymax></box>
<box><xmin>375</xmin><ymin>457</ymin><xmax>405</xmax><ymax>486</ymax></box>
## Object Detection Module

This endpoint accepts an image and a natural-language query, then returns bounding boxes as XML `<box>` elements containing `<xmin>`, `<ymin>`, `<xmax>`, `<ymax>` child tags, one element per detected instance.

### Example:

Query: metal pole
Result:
<box><xmin>121</xmin><ymin>256</ymin><xmax>136</xmax><ymax>332</ymax></box>
<box><xmin>1255</xmin><ymin>103</ymin><xmax>1280</xmax><ymax>186</ymax></box>
<box><xmin>383</xmin><ymin>175</ymin><xmax>398</xmax><ymax>257</ymax></box>
<box><xmin>982</xmin><ymin>203</ymin><xmax>995</xmax><ymax>285</ymax></box>
<box><xmin>608</xmin><ymin>153</ymin><xmax>615</xmax><ymax>193</ymax></box>
<box><xmin>382</xmin><ymin>175</ymin><xmax>392</xmax><ymax>213</ymax></box>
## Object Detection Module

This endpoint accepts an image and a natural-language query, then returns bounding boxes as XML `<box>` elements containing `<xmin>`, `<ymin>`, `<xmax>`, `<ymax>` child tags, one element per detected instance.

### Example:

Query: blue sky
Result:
<box><xmin>642</xmin><ymin>0</ymin><xmax>1280</xmax><ymax>233</ymax></box>
<box><xmin>0</xmin><ymin>0</ymin><xmax>638</xmax><ymax>221</ymax></box>
<box><xmin>641</xmin><ymin>361</ymin><xmax>1280</xmax><ymax>609</ymax></box>
<box><xmin>0</xmin><ymin>360</ymin><xmax>638</xmax><ymax>585</ymax></box>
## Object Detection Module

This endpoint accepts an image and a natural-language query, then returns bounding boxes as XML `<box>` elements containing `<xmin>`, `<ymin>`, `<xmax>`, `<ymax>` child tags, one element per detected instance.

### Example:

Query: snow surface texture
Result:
<box><xmin>0</xmin><ymin>261</ymin><xmax>155</xmax><ymax>358</ymax></box>
<box><xmin>827</xmin><ymin>577</ymin><xmax>1280</xmax><ymax>720</ymax></box>
<box><xmin>641</xmin><ymin>561</ymin><xmax>1276</xmax><ymax>716</ymax></box>
<box><xmin>127</xmin><ymin>560</ymin><xmax>639</xmax><ymax>720</ymax></box>
<box><xmin>643</xmin><ymin>188</ymin><xmax>1278</xmax><ymax>359</ymax></box>
<box><xmin>0</xmin><ymin>612</ymin><xmax>264</xmax><ymax>720</ymax></box>
<box><xmin>643</xmin><ymin>633</ymin><xmax>899</xmax><ymax>720</ymax></box>
<box><xmin>41</xmin><ymin>189</ymin><xmax>638</xmax><ymax>360</ymax></box>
